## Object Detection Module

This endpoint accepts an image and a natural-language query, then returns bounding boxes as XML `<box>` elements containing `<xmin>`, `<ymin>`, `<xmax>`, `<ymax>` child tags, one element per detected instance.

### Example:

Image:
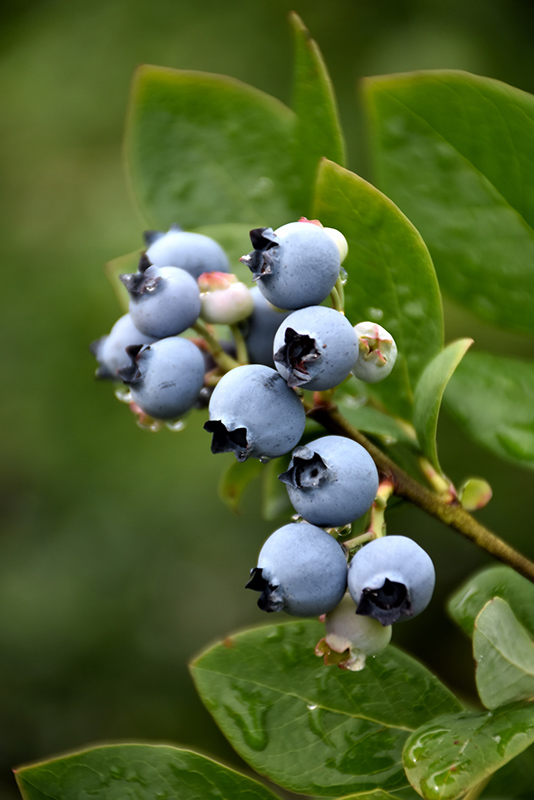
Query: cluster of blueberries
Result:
<box><xmin>92</xmin><ymin>219</ymin><xmax>435</xmax><ymax>670</ymax></box>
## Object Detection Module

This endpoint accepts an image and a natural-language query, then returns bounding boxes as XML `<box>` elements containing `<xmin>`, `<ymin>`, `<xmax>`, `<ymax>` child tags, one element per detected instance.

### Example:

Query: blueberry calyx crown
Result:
<box><xmin>274</xmin><ymin>328</ymin><xmax>320</xmax><ymax>388</ymax></box>
<box><xmin>119</xmin><ymin>263</ymin><xmax>161</xmax><ymax>296</ymax></box>
<box><xmin>117</xmin><ymin>344</ymin><xmax>146</xmax><ymax>384</ymax></box>
<box><xmin>240</xmin><ymin>227</ymin><xmax>279</xmax><ymax>280</ymax></box>
<box><xmin>245</xmin><ymin>567</ymin><xmax>284</xmax><ymax>612</ymax></box>
<box><xmin>204</xmin><ymin>420</ymin><xmax>249</xmax><ymax>461</ymax></box>
<box><xmin>356</xmin><ymin>578</ymin><xmax>412</xmax><ymax>626</ymax></box>
<box><xmin>279</xmin><ymin>446</ymin><xmax>328</xmax><ymax>489</ymax></box>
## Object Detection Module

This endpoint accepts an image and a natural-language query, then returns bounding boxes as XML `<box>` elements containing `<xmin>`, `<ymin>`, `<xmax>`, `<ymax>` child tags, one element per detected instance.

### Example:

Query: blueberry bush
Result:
<box><xmin>15</xmin><ymin>13</ymin><xmax>534</xmax><ymax>800</ymax></box>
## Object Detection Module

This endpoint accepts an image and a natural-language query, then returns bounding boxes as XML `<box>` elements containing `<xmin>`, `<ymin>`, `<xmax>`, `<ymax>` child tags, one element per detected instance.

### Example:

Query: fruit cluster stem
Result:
<box><xmin>307</xmin><ymin>402</ymin><xmax>534</xmax><ymax>582</ymax></box>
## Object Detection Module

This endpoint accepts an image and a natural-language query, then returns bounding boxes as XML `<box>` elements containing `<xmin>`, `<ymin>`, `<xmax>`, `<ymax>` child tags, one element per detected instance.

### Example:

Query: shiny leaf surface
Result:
<box><xmin>444</xmin><ymin>351</ymin><xmax>534</xmax><ymax>470</ymax></box>
<box><xmin>15</xmin><ymin>744</ymin><xmax>282</xmax><ymax>800</ymax></box>
<box><xmin>191</xmin><ymin>619</ymin><xmax>462</xmax><ymax>797</ymax></box>
<box><xmin>413</xmin><ymin>338</ymin><xmax>472</xmax><ymax>472</ymax></box>
<box><xmin>313</xmin><ymin>160</ymin><xmax>443</xmax><ymax>418</ymax></box>
<box><xmin>289</xmin><ymin>12</ymin><xmax>345</xmax><ymax>212</ymax></box>
<box><xmin>448</xmin><ymin>565</ymin><xmax>534</xmax><ymax>638</ymax></box>
<box><xmin>126</xmin><ymin>66</ymin><xmax>296</xmax><ymax>229</ymax></box>
<box><xmin>365</xmin><ymin>70</ymin><xmax>534</xmax><ymax>333</ymax></box>
<box><xmin>474</xmin><ymin>597</ymin><xmax>534</xmax><ymax>709</ymax></box>
<box><xmin>403</xmin><ymin>703</ymin><xmax>534</xmax><ymax>800</ymax></box>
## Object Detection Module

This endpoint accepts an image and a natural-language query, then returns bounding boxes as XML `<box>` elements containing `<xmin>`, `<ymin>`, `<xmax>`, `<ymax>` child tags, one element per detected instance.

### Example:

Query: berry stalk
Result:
<box><xmin>306</xmin><ymin>400</ymin><xmax>534</xmax><ymax>582</ymax></box>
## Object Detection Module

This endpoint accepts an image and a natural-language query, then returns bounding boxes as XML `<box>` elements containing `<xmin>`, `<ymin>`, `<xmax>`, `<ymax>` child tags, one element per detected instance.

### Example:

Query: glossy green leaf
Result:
<box><xmin>218</xmin><ymin>458</ymin><xmax>263</xmax><ymax>514</ymax></box>
<box><xmin>337</xmin><ymin>397</ymin><xmax>418</xmax><ymax>448</ymax></box>
<box><xmin>190</xmin><ymin>619</ymin><xmax>462</xmax><ymax>797</ymax></box>
<box><xmin>413</xmin><ymin>338</ymin><xmax>473</xmax><ymax>472</ymax></box>
<box><xmin>338</xmin><ymin>790</ymin><xmax>421</xmax><ymax>800</ymax></box>
<box><xmin>365</xmin><ymin>70</ymin><xmax>534</xmax><ymax>334</ymax></box>
<box><xmin>126</xmin><ymin>65</ymin><xmax>296</xmax><ymax>229</ymax></box>
<box><xmin>447</xmin><ymin>565</ymin><xmax>534</xmax><ymax>638</ymax></box>
<box><xmin>313</xmin><ymin>159</ymin><xmax>443</xmax><ymax>418</ymax></box>
<box><xmin>289</xmin><ymin>12</ymin><xmax>345</xmax><ymax>212</ymax></box>
<box><xmin>403</xmin><ymin>702</ymin><xmax>534</xmax><ymax>800</ymax></box>
<box><xmin>482</xmin><ymin>745</ymin><xmax>534</xmax><ymax>799</ymax></box>
<box><xmin>338</xmin><ymin>789</ymin><xmax>421</xmax><ymax>800</ymax></box>
<box><xmin>105</xmin><ymin>250</ymin><xmax>140</xmax><ymax>312</ymax></box>
<box><xmin>444</xmin><ymin>351</ymin><xmax>534</xmax><ymax>470</ymax></box>
<box><xmin>474</xmin><ymin>597</ymin><xmax>534</xmax><ymax>709</ymax></box>
<box><xmin>15</xmin><ymin>744</ymin><xmax>282</xmax><ymax>800</ymax></box>
<box><xmin>193</xmin><ymin>223</ymin><xmax>255</xmax><ymax>277</ymax></box>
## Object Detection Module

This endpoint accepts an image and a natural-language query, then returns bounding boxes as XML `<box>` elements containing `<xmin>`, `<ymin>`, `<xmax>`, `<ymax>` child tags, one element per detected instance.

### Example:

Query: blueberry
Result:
<box><xmin>145</xmin><ymin>225</ymin><xmax>230</xmax><ymax>280</ymax></box>
<box><xmin>90</xmin><ymin>313</ymin><xmax>158</xmax><ymax>380</ymax></box>
<box><xmin>279</xmin><ymin>435</ymin><xmax>378</xmax><ymax>527</ymax></box>
<box><xmin>120</xmin><ymin>262</ymin><xmax>201</xmax><ymax>339</ymax></box>
<box><xmin>351</xmin><ymin>322</ymin><xmax>397</xmax><ymax>383</ymax></box>
<box><xmin>204</xmin><ymin>364</ymin><xmax>306</xmax><ymax>461</ymax></box>
<box><xmin>240</xmin><ymin>220</ymin><xmax>340</xmax><ymax>310</ymax></box>
<box><xmin>317</xmin><ymin>593</ymin><xmax>392</xmax><ymax>671</ymax></box>
<box><xmin>198</xmin><ymin>272</ymin><xmax>254</xmax><ymax>325</ymax></box>
<box><xmin>273</xmin><ymin>305</ymin><xmax>358</xmax><ymax>390</ymax></box>
<box><xmin>238</xmin><ymin>287</ymin><xmax>292</xmax><ymax>368</ymax></box>
<box><xmin>246</xmin><ymin>522</ymin><xmax>347</xmax><ymax>616</ymax></box>
<box><xmin>118</xmin><ymin>337</ymin><xmax>205</xmax><ymax>420</ymax></box>
<box><xmin>347</xmin><ymin>535</ymin><xmax>435</xmax><ymax>625</ymax></box>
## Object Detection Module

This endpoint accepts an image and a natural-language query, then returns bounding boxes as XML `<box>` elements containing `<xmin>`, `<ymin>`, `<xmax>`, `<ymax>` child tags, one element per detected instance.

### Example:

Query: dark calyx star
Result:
<box><xmin>356</xmin><ymin>578</ymin><xmax>412</xmax><ymax>626</ymax></box>
<box><xmin>274</xmin><ymin>328</ymin><xmax>320</xmax><ymax>388</ymax></box>
<box><xmin>279</xmin><ymin>447</ymin><xmax>328</xmax><ymax>489</ymax></box>
<box><xmin>204</xmin><ymin>420</ymin><xmax>249</xmax><ymax>461</ymax></box>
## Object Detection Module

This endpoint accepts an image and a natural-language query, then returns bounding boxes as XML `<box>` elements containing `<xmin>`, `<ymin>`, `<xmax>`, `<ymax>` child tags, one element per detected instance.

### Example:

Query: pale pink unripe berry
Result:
<box><xmin>351</xmin><ymin>322</ymin><xmax>397</xmax><ymax>383</ymax></box>
<box><xmin>198</xmin><ymin>272</ymin><xmax>254</xmax><ymax>325</ymax></box>
<box><xmin>316</xmin><ymin>593</ymin><xmax>391</xmax><ymax>671</ymax></box>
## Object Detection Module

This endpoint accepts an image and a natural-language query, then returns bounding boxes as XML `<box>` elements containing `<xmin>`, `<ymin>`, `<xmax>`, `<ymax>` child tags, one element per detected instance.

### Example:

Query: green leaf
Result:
<box><xmin>413</xmin><ymin>338</ymin><xmax>473</xmax><ymax>472</ymax></box>
<box><xmin>364</xmin><ymin>70</ymin><xmax>534</xmax><ymax>334</ymax></box>
<box><xmin>190</xmin><ymin>619</ymin><xmax>462</xmax><ymax>797</ymax></box>
<box><xmin>218</xmin><ymin>458</ymin><xmax>263</xmax><ymax>514</ymax></box>
<box><xmin>313</xmin><ymin>159</ymin><xmax>443</xmax><ymax>418</ymax></box>
<box><xmin>337</xmin><ymin>397</ymin><xmax>418</xmax><ymax>448</ymax></box>
<box><xmin>105</xmin><ymin>250</ymin><xmax>140</xmax><ymax>312</ymax></box>
<box><xmin>126</xmin><ymin>65</ymin><xmax>296</xmax><ymax>229</ymax></box>
<box><xmin>15</xmin><ymin>744</ymin><xmax>282</xmax><ymax>800</ymax></box>
<box><xmin>444</xmin><ymin>351</ymin><xmax>534</xmax><ymax>470</ymax></box>
<box><xmin>483</xmin><ymin>745</ymin><xmax>534</xmax><ymax>799</ymax></box>
<box><xmin>337</xmin><ymin>789</ymin><xmax>421</xmax><ymax>800</ymax></box>
<box><xmin>403</xmin><ymin>702</ymin><xmax>534</xmax><ymax>800</ymax></box>
<box><xmin>474</xmin><ymin>597</ymin><xmax>534</xmax><ymax>710</ymax></box>
<box><xmin>447</xmin><ymin>565</ymin><xmax>534</xmax><ymax>638</ymax></box>
<box><xmin>192</xmin><ymin>223</ymin><xmax>255</xmax><ymax>278</ymax></box>
<box><xmin>289</xmin><ymin>12</ymin><xmax>345</xmax><ymax>212</ymax></box>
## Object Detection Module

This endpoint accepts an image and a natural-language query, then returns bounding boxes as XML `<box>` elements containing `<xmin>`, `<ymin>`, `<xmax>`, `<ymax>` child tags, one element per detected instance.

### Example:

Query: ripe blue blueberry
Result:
<box><xmin>120</xmin><ymin>259</ymin><xmax>201</xmax><ymax>339</ymax></box>
<box><xmin>246</xmin><ymin>522</ymin><xmax>347</xmax><ymax>616</ymax></box>
<box><xmin>240</xmin><ymin>220</ymin><xmax>340</xmax><ymax>310</ymax></box>
<box><xmin>145</xmin><ymin>224</ymin><xmax>230</xmax><ymax>280</ymax></box>
<box><xmin>204</xmin><ymin>364</ymin><xmax>306</xmax><ymax>461</ymax></box>
<box><xmin>238</xmin><ymin>287</ymin><xmax>292</xmax><ymax>368</ymax></box>
<box><xmin>279</xmin><ymin>435</ymin><xmax>379</xmax><ymax>527</ymax></box>
<box><xmin>347</xmin><ymin>535</ymin><xmax>435</xmax><ymax>625</ymax></box>
<box><xmin>118</xmin><ymin>337</ymin><xmax>205</xmax><ymax>420</ymax></box>
<box><xmin>90</xmin><ymin>313</ymin><xmax>158</xmax><ymax>380</ymax></box>
<box><xmin>273</xmin><ymin>305</ymin><xmax>358</xmax><ymax>390</ymax></box>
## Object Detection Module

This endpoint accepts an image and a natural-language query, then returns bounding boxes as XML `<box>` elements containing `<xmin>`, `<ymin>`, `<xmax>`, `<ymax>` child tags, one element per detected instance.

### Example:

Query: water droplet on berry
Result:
<box><xmin>339</xmin><ymin>267</ymin><xmax>348</xmax><ymax>285</ymax></box>
<box><xmin>114</xmin><ymin>385</ymin><xmax>133</xmax><ymax>404</ymax></box>
<box><xmin>166</xmin><ymin>419</ymin><xmax>186</xmax><ymax>432</ymax></box>
<box><xmin>137</xmin><ymin>417</ymin><xmax>163</xmax><ymax>432</ymax></box>
<box><xmin>259</xmin><ymin>455</ymin><xmax>270</xmax><ymax>463</ymax></box>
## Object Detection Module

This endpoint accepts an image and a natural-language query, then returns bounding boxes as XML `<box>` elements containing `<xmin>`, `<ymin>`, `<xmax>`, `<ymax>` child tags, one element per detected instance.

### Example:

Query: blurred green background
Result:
<box><xmin>1</xmin><ymin>0</ymin><xmax>534</xmax><ymax>797</ymax></box>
